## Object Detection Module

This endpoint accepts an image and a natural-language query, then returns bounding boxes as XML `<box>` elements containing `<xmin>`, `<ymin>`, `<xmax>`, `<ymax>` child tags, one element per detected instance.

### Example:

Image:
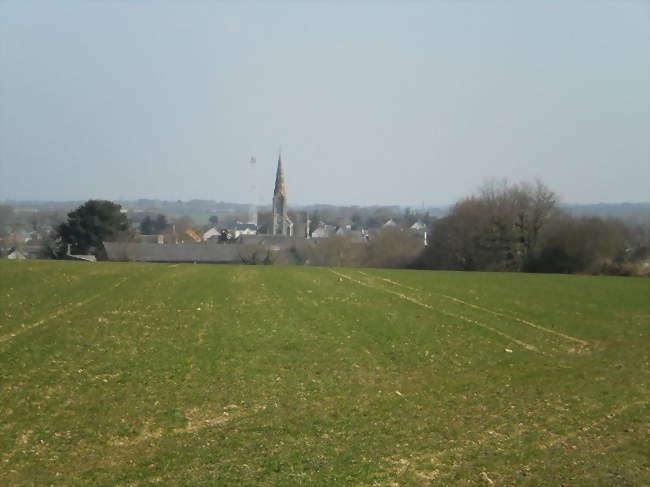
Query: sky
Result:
<box><xmin>0</xmin><ymin>1</ymin><xmax>648</xmax><ymax>207</ymax></box>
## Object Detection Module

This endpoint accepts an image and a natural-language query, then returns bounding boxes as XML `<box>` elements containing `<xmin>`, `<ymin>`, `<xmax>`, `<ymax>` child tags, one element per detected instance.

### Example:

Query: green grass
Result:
<box><xmin>1</xmin><ymin>260</ymin><xmax>648</xmax><ymax>486</ymax></box>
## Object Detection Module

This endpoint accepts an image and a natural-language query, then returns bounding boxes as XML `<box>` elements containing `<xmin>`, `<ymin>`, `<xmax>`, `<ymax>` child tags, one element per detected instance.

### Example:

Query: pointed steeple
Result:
<box><xmin>271</xmin><ymin>150</ymin><xmax>289</xmax><ymax>235</ymax></box>
<box><xmin>273</xmin><ymin>151</ymin><xmax>286</xmax><ymax>198</ymax></box>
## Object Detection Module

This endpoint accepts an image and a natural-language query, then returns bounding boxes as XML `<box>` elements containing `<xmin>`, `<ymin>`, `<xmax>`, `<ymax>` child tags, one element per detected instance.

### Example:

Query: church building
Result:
<box><xmin>271</xmin><ymin>152</ymin><xmax>292</xmax><ymax>236</ymax></box>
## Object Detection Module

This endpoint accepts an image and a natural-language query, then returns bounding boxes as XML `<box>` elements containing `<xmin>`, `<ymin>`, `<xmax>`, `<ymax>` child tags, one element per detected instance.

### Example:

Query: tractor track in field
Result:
<box><xmin>0</xmin><ymin>276</ymin><xmax>129</xmax><ymax>345</ymax></box>
<box><xmin>332</xmin><ymin>270</ymin><xmax>543</xmax><ymax>354</ymax></box>
<box><xmin>0</xmin><ymin>294</ymin><xmax>101</xmax><ymax>345</ymax></box>
<box><xmin>539</xmin><ymin>399</ymin><xmax>649</xmax><ymax>450</ymax></box>
<box><xmin>435</xmin><ymin>292</ymin><xmax>589</xmax><ymax>346</ymax></box>
<box><xmin>385</xmin><ymin>397</ymin><xmax>648</xmax><ymax>481</ymax></box>
<box><xmin>0</xmin><ymin>277</ymin><xmax>128</xmax><ymax>343</ymax></box>
<box><xmin>358</xmin><ymin>271</ymin><xmax>418</xmax><ymax>291</ymax></box>
<box><xmin>357</xmin><ymin>271</ymin><xmax>590</xmax><ymax>350</ymax></box>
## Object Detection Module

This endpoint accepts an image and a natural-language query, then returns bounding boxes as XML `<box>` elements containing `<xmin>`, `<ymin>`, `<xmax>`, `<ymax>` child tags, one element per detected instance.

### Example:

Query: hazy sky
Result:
<box><xmin>1</xmin><ymin>1</ymin><xmax>648</xmax><ymax>206</ymax></box>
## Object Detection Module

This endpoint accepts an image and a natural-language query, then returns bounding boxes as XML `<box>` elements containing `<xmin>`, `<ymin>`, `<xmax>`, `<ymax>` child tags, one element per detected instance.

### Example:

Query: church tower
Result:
<box><xmin>271</xmin><ymin>152</ymin><xmax>288</xmax><ymax>235</ymax></box>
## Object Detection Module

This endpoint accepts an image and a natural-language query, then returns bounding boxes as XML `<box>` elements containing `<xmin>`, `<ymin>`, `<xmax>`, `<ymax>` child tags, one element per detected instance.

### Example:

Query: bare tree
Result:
<box><xmin>527</xmin><ymin>214</ymin><xmax>628</xmax><ymax>274</ymax></box>
<box><xmin>364</xmin><ymin>227</ymin><xmax>423</xmax><ymax>268</ymax></box>
<box><xmin>478</xmin><ymin>178</ymin><xmax>559</xmax><ymax>269</ymax></box>
<box><xmin>306</xmin><ymin>235</ymin><xmax>362</xmax><ymax>267</ymax></box>
<box><xmin>423</xmin><ymin>179</ymin><xmax>559</xmax><ymax>271</ymax></box>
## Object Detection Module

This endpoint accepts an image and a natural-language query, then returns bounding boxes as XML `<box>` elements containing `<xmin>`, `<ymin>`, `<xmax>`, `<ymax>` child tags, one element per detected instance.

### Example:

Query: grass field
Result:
<box><xmin>1</xmin><ymin>260</ymin><xmax>648</xmax><ymax>486</ymax></box>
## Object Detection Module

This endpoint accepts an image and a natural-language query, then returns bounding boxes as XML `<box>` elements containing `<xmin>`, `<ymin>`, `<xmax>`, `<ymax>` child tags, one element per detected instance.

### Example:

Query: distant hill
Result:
<box><xmin>4</xmin><ymin>199</ymin><xmax>648</xmax><ymax>227</ymax></box>
<box><xmin>563</xmin><ymin>202</ymin><xmax>650</xmax><ymax>226</ymax></box>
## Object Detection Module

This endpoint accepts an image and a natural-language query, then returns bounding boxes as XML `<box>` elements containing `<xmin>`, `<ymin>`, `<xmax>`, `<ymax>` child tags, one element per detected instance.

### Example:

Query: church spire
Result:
<box><xmin>273</xmin><ymin>151</ymin><xmax>286</xmax><ymax>198</ymax></box>
<box><xmin>271</xmin><ymin>150</ymin><xmax>288</xmax><ymax>236</ymax></box>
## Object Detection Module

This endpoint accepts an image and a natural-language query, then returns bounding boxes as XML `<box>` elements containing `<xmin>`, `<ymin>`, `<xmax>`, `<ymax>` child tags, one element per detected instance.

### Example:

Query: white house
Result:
<box><xmin>232</xmin><ymin>222</ymin><xmax>258</xmax><ymax>239</ymax></box>
<box><xmin>7</xmin><ymin>249</ymin><xmax>26</xmax><ymax>260</ymax></box>
<box><xmin>202</xmin><ymin>227</ymin><xmax>220</xmax><ymax>241</ymax></box>
<box><xmin>311</xmin><ymin>224</ymin><xmax>336</xmax><ymax>238</ymax></box>
<box><xmin>410</xmin><ymin>221</ymin><xmax>427</xmax><ymax>232</ymax></box>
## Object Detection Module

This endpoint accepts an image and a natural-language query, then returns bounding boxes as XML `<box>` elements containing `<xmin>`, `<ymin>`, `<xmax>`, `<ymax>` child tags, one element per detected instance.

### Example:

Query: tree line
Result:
<box><xmin>416</xmin><ymin>179</ymin><xmax>649</xmax><ymax>276</ymax></box>
<box><xmin>6</xmin><ymin>181</ymin><xmax>648</xmax><ymax>276</ymax></box>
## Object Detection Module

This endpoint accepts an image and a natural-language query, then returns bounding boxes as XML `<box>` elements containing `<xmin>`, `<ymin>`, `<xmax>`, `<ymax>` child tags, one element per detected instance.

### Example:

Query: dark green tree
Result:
<box><xmin>56</xmin><ymin>200</ymin><xmax>131</xmax><ymax>259</ymax></box>
<box><xmin>209</xmin><ymin>215</ymin><xmax>219</xmax><ymax>226</ymax></box>
<box><xmin>0</xmin><ymin>205</ymin><xmax>13</xmax><ymax>238</ymax></box>
<box><xmin>309</xmin><ymin>210</ymin><xmax>320</xmax><ymax>236</ymax></box>
<box><xmin>154</xmin><ymin>214</ymin><xmax>168</xmax><ymax>233</ymax></box>
<box><xmin>140</xmin><ymin>214</ymin><xmax>168</xmax><ymax>234</ymax></box>
<box><xmin>140</xmin><ymin>216</ymin><xmax>155</xmax><ymax>234</ymax></box>
<box><xmin>351</xmin><ymin>213</ymin><xmax>363</xmax><ymax>230</ymax></box>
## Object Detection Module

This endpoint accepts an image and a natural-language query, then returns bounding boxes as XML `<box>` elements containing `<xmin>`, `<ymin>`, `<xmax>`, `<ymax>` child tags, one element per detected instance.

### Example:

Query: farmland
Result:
<box><xmin>0</xmin><ymin>260</ymin><xmax>648</xmax><ymax>486</ymax></box>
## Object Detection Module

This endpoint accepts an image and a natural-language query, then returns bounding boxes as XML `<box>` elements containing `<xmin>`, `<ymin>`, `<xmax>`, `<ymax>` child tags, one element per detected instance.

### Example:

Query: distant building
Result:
<box><xmin>288</xmin><ymin>211</ymin><xmax>310</xmax><ymax>238</ymax></box>
<box><xmin>3</xmin><ymin>244</ymin><xmax>50</xmax><ymax>260</ymax></box>
<box><xmin>232</xmin><ymin>222</ymin><xmax>257</xmax><ymax>238</ymax></box>
<box><xmin>410</xmin><ymin>221</ymin><xmax>427</xmax><ymax>232</ymax></box>
<box><xmin>64</xmin><ymin>244</ymin><xmax>96</xmax><ymax>262</ymax></box>
<box><xmin>383</xmin><ymin>219</ymin><xmax>398</xmax><ymax>228</ymax></box>
<box><xmin>409</xmin><ymin>221</ymin><xmax>428</xmax><ymax>245</ymax></box>
<box><xmin>139</xmin><ymin>234</ymin><xmax>165</xmax><ymax>244</ymax></box>
<box><xmin>311</xmin><ymin>224</ymin><xmax>336</xmax><ymax>238</ymax></box>
<box><xmin>104</xmin><ymin>242</ymin><xmax>240</xmax><ymax>264</ymax></box>
<box><xmin>238</xmin><ymin>234</ymin><xmax>305</xmax><ymax>251</ymax></box>
<box><xmin>271</xmin><ymin>153</ymin><xmax>290</xmax><ymax>236</ymax></box>
<box><xmin>202</xmin><ymin>227</ymin><xmax>220</xmax><ymax>241</ymax></box>
<box><xmin>7</xmin><ymin>249</ymin><xmax>26</xmax><ymax>260</ymax></box>
<box><xmin>185</xmin><ymin>229</ymin><xmax>201</xmax><ymax>242</ymax></box>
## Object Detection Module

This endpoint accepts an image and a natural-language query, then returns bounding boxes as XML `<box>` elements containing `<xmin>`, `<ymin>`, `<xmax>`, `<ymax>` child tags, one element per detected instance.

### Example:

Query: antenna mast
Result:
<box><xmin>248</xmin><ymin>156</ymin><xmax>258</xmax><ymax>226</ymax></box>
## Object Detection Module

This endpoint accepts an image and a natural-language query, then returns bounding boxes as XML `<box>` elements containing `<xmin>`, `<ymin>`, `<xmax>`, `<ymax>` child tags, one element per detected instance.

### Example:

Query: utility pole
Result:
<box><xmin>248</xmin><ymin>156</ymin><xmax>258</xmax><ymax>226</ymax></box>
